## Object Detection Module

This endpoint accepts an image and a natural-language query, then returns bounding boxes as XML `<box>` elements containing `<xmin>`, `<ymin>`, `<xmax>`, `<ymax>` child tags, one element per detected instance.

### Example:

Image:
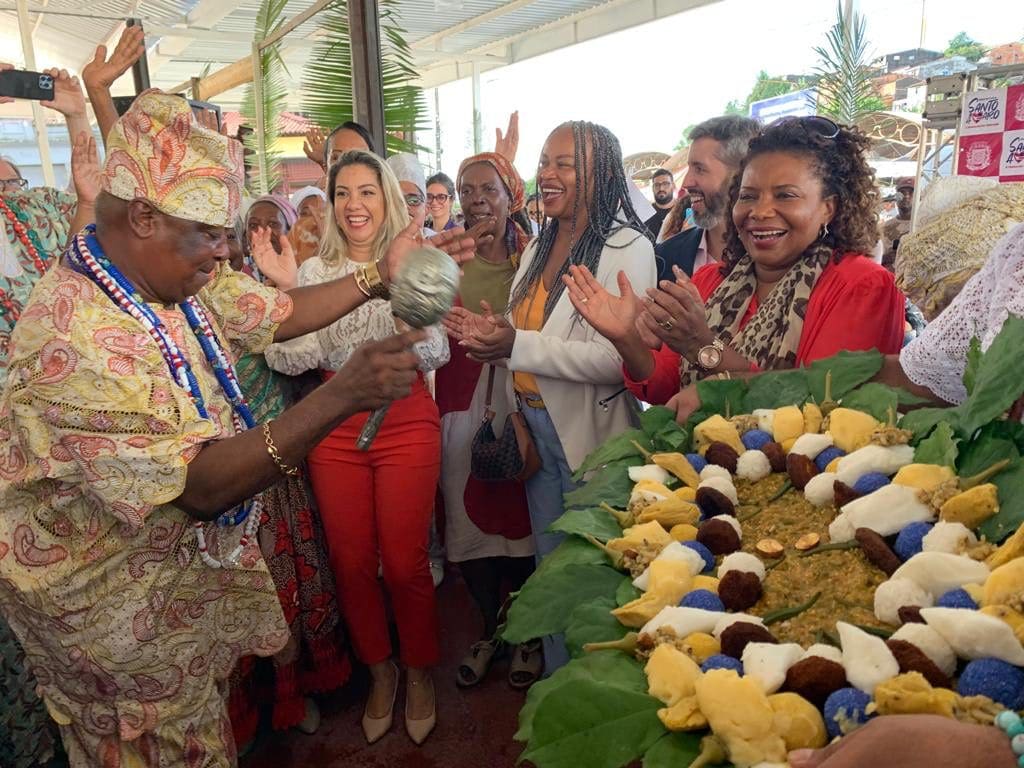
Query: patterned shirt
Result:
<box><xmin>0</xmin><ymin>188</ymin><xmax>77</xmax><ymax>386</ymax></box>
<box><xmin>0</xmin><ymin>260</ymin><xmax>291</xmax><ymax>737</ymax></box>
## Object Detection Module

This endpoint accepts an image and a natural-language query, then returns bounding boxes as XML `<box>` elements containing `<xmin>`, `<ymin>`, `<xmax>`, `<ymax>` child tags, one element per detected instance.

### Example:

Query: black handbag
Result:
<box><xmin>470</xmin><ymin>365</ymin><xmax>541</xmax><ymax>482</ymax></box>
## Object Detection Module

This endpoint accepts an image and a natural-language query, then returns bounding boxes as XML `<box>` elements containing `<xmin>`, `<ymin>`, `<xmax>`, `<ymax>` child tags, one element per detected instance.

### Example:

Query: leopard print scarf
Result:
<box><xmin>679</xmin><ymin>243</ymin><xmax>833</xmax><ymax>387</ymax></box>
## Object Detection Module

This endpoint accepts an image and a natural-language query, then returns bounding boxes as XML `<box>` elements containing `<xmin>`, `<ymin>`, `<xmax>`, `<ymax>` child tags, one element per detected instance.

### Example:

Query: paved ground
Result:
<box><xmin>242</xmin><ymin>567</ymin><xmax>528</xmax><ymax>768</ymax></box>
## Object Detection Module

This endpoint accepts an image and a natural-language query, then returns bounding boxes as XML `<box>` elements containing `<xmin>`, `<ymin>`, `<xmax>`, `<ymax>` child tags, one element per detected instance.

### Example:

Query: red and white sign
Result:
<box><xmin>1001</xmin><ymin>130</ymin><xmax>1024</xmax><ymax>178</ymax></box>
<box><xmin>958</xmin><ymin>86</ymin><xmax>1024</xmax><ymax>182</ymax></box>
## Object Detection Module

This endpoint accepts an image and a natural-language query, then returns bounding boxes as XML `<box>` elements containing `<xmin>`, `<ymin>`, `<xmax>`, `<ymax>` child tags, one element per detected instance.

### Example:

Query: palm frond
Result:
<box><xmin>241</xmin><ymin>0</ymin><xmax>290</xmax><ymax>192</ymax></box>
<box><xmin>302</xmin><ymin>0</ymin><xmax>427</xmax><ymax>154</ymax></box>
<box><xmin>813</xmin><ymin>1</ymin><xmax>880</xmax><ymax>124</ymax></box>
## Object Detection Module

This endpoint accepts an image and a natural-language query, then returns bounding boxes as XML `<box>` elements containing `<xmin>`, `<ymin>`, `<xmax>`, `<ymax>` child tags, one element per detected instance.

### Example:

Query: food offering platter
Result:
<box><xmin>503</xmin><ymin>319</ymin><xmax>1024</xmax><ymax>768</ymax></box>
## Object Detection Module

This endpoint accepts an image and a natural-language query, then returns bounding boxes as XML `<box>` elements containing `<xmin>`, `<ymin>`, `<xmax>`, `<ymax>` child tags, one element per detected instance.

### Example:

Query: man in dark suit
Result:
<box><xmin>644</xmin><ymin>168</ymin><xmax>676</xmax><ymax>239</ymax></box>
<box><xmin>654</xmin><ymin>116</ymin><xmax>760</xmax><ymax>283</ymax></box>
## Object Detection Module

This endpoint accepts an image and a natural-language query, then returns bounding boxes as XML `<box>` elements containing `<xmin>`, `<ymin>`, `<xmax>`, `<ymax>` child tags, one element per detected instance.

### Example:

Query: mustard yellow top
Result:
<box><xmin>512</xmin><ymin>278</ymin><xmax>548</xmax><ymax>397</ymax></box>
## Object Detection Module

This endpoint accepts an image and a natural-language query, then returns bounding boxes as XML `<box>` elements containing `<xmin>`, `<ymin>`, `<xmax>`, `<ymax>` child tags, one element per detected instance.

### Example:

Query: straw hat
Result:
<box><xmin>895</xmin><ymin>179</ymin><xmax>1024</xmax><ymax>321</ymax></box>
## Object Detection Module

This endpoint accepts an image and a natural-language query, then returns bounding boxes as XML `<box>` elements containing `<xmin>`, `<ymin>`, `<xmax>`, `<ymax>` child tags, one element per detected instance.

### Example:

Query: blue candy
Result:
<box><xmin>852</xmin><ymin>472</ymin><xmax>891</xmax><ymax>496</ymax></box>
<box><xmin>701</xmin><ymin>654</ymin><xmax>743</xmax><ymax>674</ymax></box>
<box><xmin>680</xmin><ymin>589</ymin><xmax>725</xmax><ymax>612</ymax></box>
<box><xmin>741</xmin><ymin>429</ymin><xmax>773</xmax><ymax>451</ymax></box>
<box><xmin>823</xmin><ymin>687</ymin><xmax>873</xmax><ymax>740</ymax></box>
<box><xmin>686</xmin><ymin>453</ymin><xmax>707</xmax><ymax>474</ymax></box>
<box><xmin>681</xmin><ymin>541</ymin><xmax>716</xmax><ymax>573</ymax></box>
<box><xmin>815</xmin><ymin>446</ymin><xmax>846</xmax><ymax>472</ymax></box>
<box><xmin>894</xmin><ymin>521</ymin><xmax>934</xmax><ymax>561</ymax></box>
<box><xmin>936</xmin><ymin>588</ymin><xmax>979</xmax><ymax>610</ymax></box>
<box><xmin>958</xmin><ymin>659</ymin><xmax>1024</xmax><ymax>710</ymax></box>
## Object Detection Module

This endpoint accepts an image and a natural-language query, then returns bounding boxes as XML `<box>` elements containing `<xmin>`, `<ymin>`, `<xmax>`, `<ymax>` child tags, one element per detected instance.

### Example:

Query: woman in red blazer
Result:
<box><xmin>563</xmin><ymin>116</ymin><xmax>905</xmax><ymax>402</ymax></box>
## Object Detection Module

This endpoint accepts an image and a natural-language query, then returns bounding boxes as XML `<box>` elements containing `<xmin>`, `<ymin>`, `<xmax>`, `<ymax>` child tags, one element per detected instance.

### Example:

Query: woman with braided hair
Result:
<box><xmin>452</xmin><ymin>122</ymin><xmax>657</xmax><ymax>673</ymax></box>
<box><xmin>565</xmin><ymin>116</ymin><xmax>905</xmax><ymax>406</ymax></box>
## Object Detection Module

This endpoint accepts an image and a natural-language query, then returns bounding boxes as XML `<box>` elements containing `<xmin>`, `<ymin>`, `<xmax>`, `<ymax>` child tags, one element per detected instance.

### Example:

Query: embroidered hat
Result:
<box><xmin>101</xmin><ymin>89</ymin><xmax>244</xmax><ymax>227</ymax></box>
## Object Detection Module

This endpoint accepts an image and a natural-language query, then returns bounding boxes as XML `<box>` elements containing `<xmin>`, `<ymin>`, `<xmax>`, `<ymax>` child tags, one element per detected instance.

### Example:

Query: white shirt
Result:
<box><xmin>693</xmin><ymin>230</ymin><xmax>712</xmax><ymax>273</ymax></box>
<box><xmin>264</xmin><ymin>255</ymin><xmax>449</xmax><ymax>375</ymax></box>
<box><xmin>900</xmin><ymin>223</ymin><xmax>1024</xmax><ymax>404</ymax></box>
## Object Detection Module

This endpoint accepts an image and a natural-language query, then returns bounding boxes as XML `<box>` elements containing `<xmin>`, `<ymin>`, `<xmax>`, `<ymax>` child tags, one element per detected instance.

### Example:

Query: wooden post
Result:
<box><xmin>348</xmin><ymin>0</ymin><xmax>386</xmax><ymax>156</ymax></box>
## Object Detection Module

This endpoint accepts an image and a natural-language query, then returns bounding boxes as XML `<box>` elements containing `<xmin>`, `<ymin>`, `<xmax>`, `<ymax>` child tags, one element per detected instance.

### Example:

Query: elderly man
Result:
<box><xmin>0</xmin><ymin>91</ymin><xmax>476</xmax><ymax>767</ymax></box>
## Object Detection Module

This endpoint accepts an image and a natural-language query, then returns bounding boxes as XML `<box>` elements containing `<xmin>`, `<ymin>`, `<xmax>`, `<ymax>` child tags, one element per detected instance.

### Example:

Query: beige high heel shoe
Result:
<box><xmin>361</xmin><ymin>662</ymin><xmax>399</xmax><ymax>744</ymax></box>
<box><xmin>404</xmin><ymin>674</ymin><xmax>436</xmax><ymax>745</ymax></box>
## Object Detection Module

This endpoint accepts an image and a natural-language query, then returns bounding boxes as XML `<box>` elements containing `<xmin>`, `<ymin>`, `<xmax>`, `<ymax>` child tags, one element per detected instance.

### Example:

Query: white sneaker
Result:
<box><xmin>429</xmin><ymin>561</ymin><xmax>444</xmax><ymax>588</ymax></box>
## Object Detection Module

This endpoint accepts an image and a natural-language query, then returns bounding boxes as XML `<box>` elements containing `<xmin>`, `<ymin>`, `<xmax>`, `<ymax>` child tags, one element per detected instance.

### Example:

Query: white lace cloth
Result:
<box><xmin>264</xmin><ymin>255</ymin><xmax>449</xmax><ymax>375</ymax></box>
<box><xmin>900</xmin><ymin>223</ymin><xmax>1024</xmax><ymax>405</ymax></box>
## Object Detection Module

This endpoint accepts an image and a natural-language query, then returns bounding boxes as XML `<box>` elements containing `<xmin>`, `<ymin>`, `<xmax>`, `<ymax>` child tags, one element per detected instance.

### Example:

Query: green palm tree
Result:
<box><xmin>240</xmin><ymin>0</ymin><xmax>290</xmax><ymax>193</ymax></box>
<box><xmin>814</xmin><ymin>2</ymin><xmax>886</xmax><ymax>124</ymax></box>
<box><xmin>302</xmin><ymin>0</ymin><xmax>427</xmax><ymax>154</ymax></box>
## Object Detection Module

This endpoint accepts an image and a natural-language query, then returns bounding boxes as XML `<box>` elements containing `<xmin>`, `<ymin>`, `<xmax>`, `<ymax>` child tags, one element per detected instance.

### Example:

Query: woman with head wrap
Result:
<box><xmin>436</xmin><ymin>152</ymin><xmax>538</xmax><ymax>689</ymax></box>
<box><xmin>288</xmin><ymin>186</ymin><xmax>328</xmax><ymax>268</ymax></box>
<box><xmin>226</xmin><ymin>194</ymin><xmax>348</xmax><ymax>746</ymax></box>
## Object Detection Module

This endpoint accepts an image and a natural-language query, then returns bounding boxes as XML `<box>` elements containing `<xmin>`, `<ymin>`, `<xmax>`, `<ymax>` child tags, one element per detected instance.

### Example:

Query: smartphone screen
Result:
<box><xmin>0</xmin><ymin>70</ymin><xmax>55</xmax><ymax>101</ymax></box>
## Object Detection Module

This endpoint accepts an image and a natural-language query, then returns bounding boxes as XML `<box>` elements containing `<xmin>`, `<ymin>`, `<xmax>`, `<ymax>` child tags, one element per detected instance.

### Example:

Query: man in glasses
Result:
<box><xmin>0</xmin><ymin>157</ymin><xmax>27</xmax><ymax>194</ymax></box>
<box><xmin>655</xmin><ymin>115</ymin><xmax>760</xmax><ymax>283</ymax></box>
<box><xmin>644</xmin><ymin>168</ymin><xmax>676</xmax><ymax>240</ymax></box>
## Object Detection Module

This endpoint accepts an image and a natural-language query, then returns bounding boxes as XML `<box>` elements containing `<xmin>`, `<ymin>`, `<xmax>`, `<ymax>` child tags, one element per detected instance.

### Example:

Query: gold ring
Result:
<box><xmin>659</xmin><ymin>318</ymin><xmax>674</xmax><ymax>330</ymax></box>
<box><xmin>581</xmin><ymin>296</ymin><xmax>589</xmax><ymax>304</ymax></box>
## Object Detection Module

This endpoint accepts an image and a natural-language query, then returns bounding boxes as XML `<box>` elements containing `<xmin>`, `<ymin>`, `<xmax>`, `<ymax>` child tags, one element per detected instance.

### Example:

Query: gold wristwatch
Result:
<box><xmin>695</xmin><ymin>338</ymin><xmax>725</xmax><ymax>371</ymax></box>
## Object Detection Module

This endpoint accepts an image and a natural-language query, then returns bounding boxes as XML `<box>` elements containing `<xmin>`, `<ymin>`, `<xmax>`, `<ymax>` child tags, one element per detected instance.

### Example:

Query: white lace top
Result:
<box><xmin>900</xmin><ymin>223</ymin><xmax>1024</xmax><ymax>405</ymax></box>
<box><xmin>264</xmin><ymin>255</ymin><xmax>449</xmax><ymax>375</ymax></box>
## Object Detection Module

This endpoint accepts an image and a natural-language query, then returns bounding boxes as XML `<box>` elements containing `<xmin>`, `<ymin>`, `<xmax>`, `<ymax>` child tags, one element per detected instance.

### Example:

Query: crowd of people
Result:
<box><xmin>2</xmin><ymin>22</ymin><xmax>1024</xmax><ymax>768</ymax></box>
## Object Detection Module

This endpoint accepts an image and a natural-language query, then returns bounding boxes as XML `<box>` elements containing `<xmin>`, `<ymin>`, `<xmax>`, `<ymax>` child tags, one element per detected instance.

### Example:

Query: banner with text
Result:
<box><xmin>958</xmin><ymin>85</ymin><xmax>1024</xmax><ymax>182</ymax></box>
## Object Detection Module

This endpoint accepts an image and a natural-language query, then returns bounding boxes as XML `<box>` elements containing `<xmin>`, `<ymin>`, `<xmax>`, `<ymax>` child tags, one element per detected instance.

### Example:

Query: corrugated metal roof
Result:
<box><xmin>1</xmin><ymin>0</ymin><xmax>719</xmax><ymax>110</ymax></box>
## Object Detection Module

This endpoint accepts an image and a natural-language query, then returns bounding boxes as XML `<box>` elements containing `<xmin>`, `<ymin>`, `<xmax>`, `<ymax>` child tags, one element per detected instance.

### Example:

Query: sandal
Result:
<box><xmin>508</xmin><ymin>639</ymin><xmax>543</xmax><ymax>690</ymax></box>
<box><xmin>456</xmin><ymin>639</ymin><xmax>503</xmax><ymax>688</ymax></box>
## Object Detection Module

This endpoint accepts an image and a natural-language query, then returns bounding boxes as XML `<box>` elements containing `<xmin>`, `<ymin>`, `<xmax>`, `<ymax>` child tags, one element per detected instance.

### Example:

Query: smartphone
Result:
<box><xmin>0</xmin><ymin>69</ymin><xmax>55</xmax><ymax>101</ymax></box>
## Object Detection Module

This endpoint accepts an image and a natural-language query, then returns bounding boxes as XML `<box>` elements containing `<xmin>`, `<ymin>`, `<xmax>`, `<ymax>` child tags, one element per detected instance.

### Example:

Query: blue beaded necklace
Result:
<box><xmin>66</xmin><ymin>225</ymin><xmax>254</xmax><ymax>528</ymax></box>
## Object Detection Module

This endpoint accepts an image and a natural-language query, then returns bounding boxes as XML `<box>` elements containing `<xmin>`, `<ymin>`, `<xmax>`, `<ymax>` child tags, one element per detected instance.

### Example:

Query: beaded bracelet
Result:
<box><xmin>995</xmin><ymin>710</ymin><xmax>1024</xmax><ymax>766</ymax></box>
<box><xmin>263</xmin><ymin>422</ymin><xmax>299</xmax><ymax>477</ymax></box>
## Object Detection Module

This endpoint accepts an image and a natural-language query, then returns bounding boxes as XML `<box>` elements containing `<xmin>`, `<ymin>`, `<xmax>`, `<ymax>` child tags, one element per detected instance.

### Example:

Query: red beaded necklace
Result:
<box><xmin>0</xmin><ymin>196</ymin><xmax>51</xmax><ymax>323</ymax></box>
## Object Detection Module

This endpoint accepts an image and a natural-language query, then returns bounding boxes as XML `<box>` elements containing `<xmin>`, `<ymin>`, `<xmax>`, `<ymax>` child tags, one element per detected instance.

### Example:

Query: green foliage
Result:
<box><xmin>548</xmin><ymin>507</ymin><xmax>624</xmax><ymax>542</ymax></box>
<box><xmin>643</xmin><ymin>732</ymin><xmax>704</xmax><ymax>768</ymax></box>
<box><xmin>673</xmin><ymin>123</ymin><xmax>699</xmax><ymax>151</ymax></box>
<box><xmin>813</xmin><ymin>1</ymin><xmax>883</xmax><ymax>124</ymax></box>
<box><xmin>301</xmin><ymin>0</ymin><xmax>426</xmax><ymax>154</ymax></box>
<box><xmin>964</xmin><ymin>337</ymin><xmax>982</xmax><ymax>396</ymax></box>
<box><xmin>805</xmin><ymin>349</ymin><xmax>884</xmax><ymax>404</ymax></box>
<box><xmin>743</xmin><ymin>370</ymin><xmax>810</xmax><ymax>412</ymax></box>
<box><xmin>955</xmin><ymin>317</ymin><xmax>1024</xmax><ymax>436</ymax></box>
<box><xmin>516</xmin><ymin>651</ymin><xmax>648</xmax><ymax>742</ymax></box>
<box><xmin>521</xmin><ymin>679</ymin><xmax>665</xmax><ymax>768</ymax></box>
<box><xmin>914</xmin><ymin>421</ymin><xmax>959</xmax><ymax>468</ymax></box>
<box><xmin>502</xmin><ymin>564</ymin><xmax>625</xmax><ymax>644</ymax></box>
<box><xmin>841</xmin><ymin>382</ymin><xmax>930</xmax><ymax>422</ymax></box>
<box><xmin>724</xmin><ymin>70</ymin><xmax>805</xmax><ymax>118</ymax></box>
<box><xmin>535</xmin><ymin>537</ymin><xmax>610</xmax><ymax>576</ymax></box>
<box><xmin>240</xmin><ymin>0</ymin><xmax>290</xmax><ymax>192</ymax></box>
<box><xmin>565</xmin><ymin>596</ymin><xmax>628</xmax><ymax>657</ymax></box>
<box><xmin>616</xmin><ymin>577</ymin><xmax>642</xmax><ymax>607</ymax></box>
<box><xmin>573</xmin><ymin>429</ymin><xmax>649</xmax><ymax>482</ymax></box>
<box><xmin>945</xmin><ymin>31</ymin><xmax>987</xmax><ymax>63</ymax></box>
<box><xmin>564</xmin><ymin>458</ymin><xmax>644</xmax><ymax>510</ymax></box>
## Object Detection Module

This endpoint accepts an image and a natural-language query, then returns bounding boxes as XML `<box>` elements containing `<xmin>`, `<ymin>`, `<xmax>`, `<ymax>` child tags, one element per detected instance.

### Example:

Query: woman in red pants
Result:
<box><xmin>265</xmin><ymin>150</ymin><xmax>448</xmax><ymax>746</ymax></box>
